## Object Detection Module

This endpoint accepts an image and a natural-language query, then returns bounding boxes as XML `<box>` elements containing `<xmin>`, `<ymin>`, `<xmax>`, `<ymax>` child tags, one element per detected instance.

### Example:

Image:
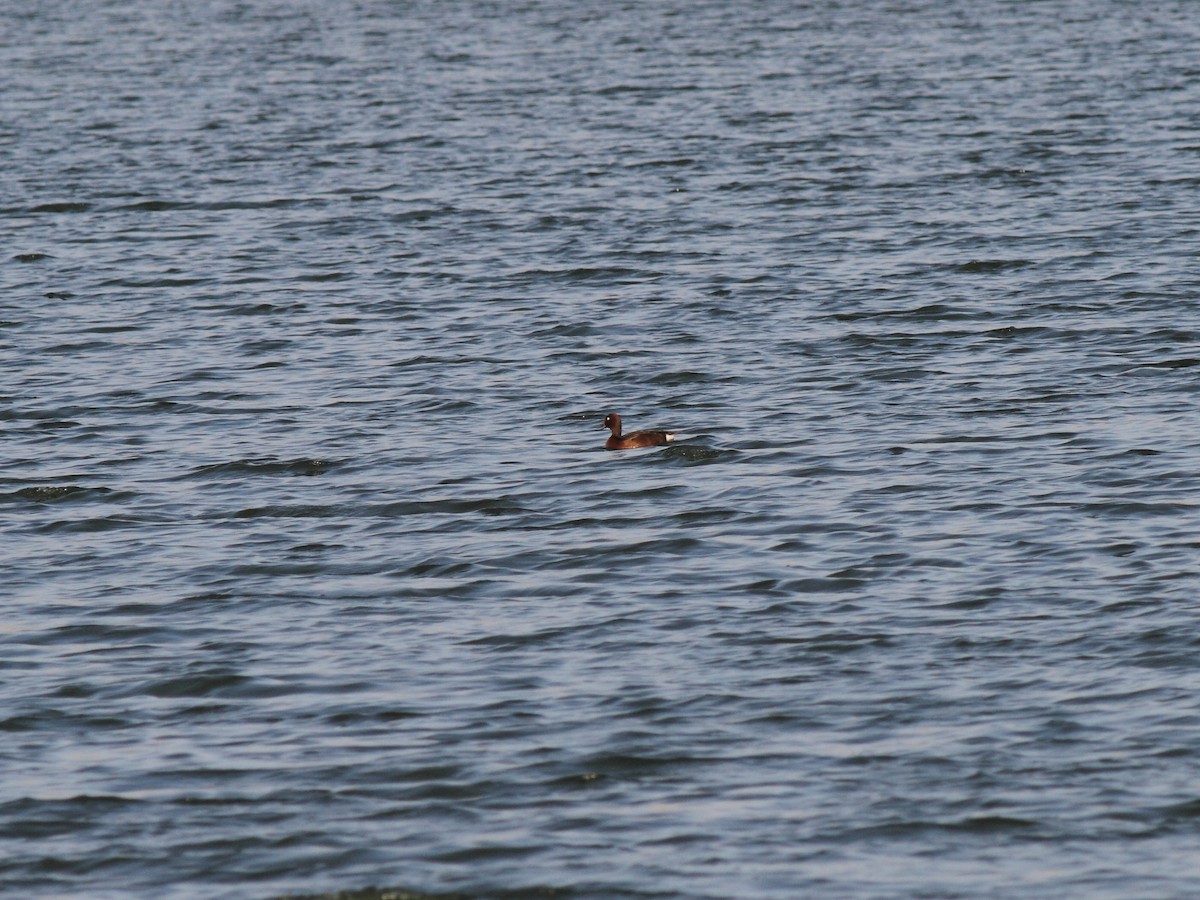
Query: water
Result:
<box><xmin>4</xmin><ymin>0</ymin><xmax>1200</xmax><ymax>896</ymax></box>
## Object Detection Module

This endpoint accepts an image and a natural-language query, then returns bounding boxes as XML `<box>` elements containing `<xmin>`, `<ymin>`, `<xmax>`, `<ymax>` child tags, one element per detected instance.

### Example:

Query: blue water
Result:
<box><xmin>4</xmin><ymin>1</ymin><xmax>1200</xmax><ymax>897</ymax></box>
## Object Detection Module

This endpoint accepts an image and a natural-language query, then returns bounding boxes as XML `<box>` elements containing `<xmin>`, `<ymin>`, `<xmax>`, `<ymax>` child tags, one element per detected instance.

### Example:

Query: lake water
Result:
<box><xmin>4</xmin><ymin>1</ymin><xmax>1200</xmax><ymax>897</ymax></box>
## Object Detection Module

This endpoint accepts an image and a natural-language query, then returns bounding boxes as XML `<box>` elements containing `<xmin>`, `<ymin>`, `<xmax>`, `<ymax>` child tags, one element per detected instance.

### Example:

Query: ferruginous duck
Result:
<box><xmin>602</xmin><ymin>413</ymin><xmax>676</xmax><ymax>450</ymax></box>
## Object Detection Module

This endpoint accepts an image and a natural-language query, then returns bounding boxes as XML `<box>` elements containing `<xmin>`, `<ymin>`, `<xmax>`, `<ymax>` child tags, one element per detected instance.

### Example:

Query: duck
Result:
<box><xmin>602</xmin><ymin>413</ymin><xmax>676</xmax><ymax>450</ymax></box>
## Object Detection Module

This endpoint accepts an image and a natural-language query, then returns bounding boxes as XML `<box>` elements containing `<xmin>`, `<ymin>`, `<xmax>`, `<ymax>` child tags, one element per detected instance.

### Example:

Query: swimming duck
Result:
<box><xmin>602</xmin><ymin>413</ymin><xmax>676</xmax><ymax>450</ymax></box>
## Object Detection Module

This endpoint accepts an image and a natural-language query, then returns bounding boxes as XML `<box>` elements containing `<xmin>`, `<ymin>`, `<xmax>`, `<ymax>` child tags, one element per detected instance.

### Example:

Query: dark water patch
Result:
<box><xmin>51</xmin><ymin>682</ymin><xmax>100</xmax><ymax>698</ymax></box>
<box><xmin>414</xmin><ymin>397</ymin><xmax>479</xmax><ymax>413</ymax></box>
<box><xmin>231</xmin><ymin>504</ymin><xmax>340</xmax><ymax>520</ymax></box>
<box><xmin>398</xmin><ymin>557</ymin><xmax>476</xmax><ymax>579</ymax></box>
<box><xmin>838</xmin><ymin>815</ymin><xmax>1039</xmax><ymax>841</ymax></box>
<box><xmin>184</xmin><ymin>457</ymin><xmax>342</xmax><ymax>480</ymax></box>
<box><xmin>27</xmin><ymin>202</ymin><xmax>92</xmax><ymax>213</ymax></box>
<box><xmin>297</xmin><ymin>270</ymin><xmax>350</xmax><ymax>283</ymax></box>
<box><xmin>579</xmin><ymin>752</ymin><xmax>712</xmax><ymax>780</ymax></box>
<box><xmin>507</xmin><ymin>265</ymin><xmax>656</xmax><ymax>285</ymax></box>
<box><xmin>81</xmin><ymin>323</ymin><xmax>143</xmax><ymax>334</ymax></box>
<box><xmin>372</xmin><ymin>497</ymin><xmax>532</xmax><ymax>518</ymax></box>
<box><xmin>1076</xmin><ymin>500</ymin><xmax>1193</xmax><ymax>518</ymax></box>
<box><xmin>325</xmin><ymin>708</ymin><xmax>423</xmax><ymax>727</ymax></box>
<box><xmin>5</xmin><ymin>485</ymin><xmax>91</xmax><ymax>503</ymax></box>
<box><xmin>936</xmin><ymin>594</ymin><xmax>1000</xmax><ymax>611</ymax></box>
<box><xmin>114</xmin><ymin>199</ymin><xmax>193</xmax><ymax>212</ymax></box>
<box><xmin>430</xmin><ymin>845</ymin><xmax>542</xmax><ymax>865</ymax></box>
<box><xmin>389</xmin><ymin>206</ymin><xmax>454</xmax><ymax>224</ymax></box>
<box><xmin>657</xmin><ymin>444</ymin><xmax>729</xmax><ymax>464</ymax></box>
<box><xmin>0</xmin><ymin>794</ymin><xmax>143</xmax><ymax>832</ymax></box>
<box><xmin>240</xmin><ymin>338</ymin><xmax>294</xmax><ymax>355</ymax></box>
<box><xmin>624</xmin><ymin>156</ymin><xmax>698</xmax><ymax>170</ymax></box>
<box><xmin>1158</xmin><ymin>798</ymin><xmax>1200</xmax><ymax>824</ymax></box>
<box><xmin>33</xmin><ymin>514</ymin><xmax>159</xmax><ymax>534</ymax></box>
<box><xmin>460</xmin><ymin>623</ymin><xmax>597</xmax><ymax>649</ymax></box>
<box><xmin>389</xmin><ymin>354</ymin><xmax>462</xmax><ymax>368</ymax></box>
<box><xmin>954</xmin><ymin>258</ymin><xmax>1035</xmax><ymax>273</ymax></box>
<box><xmin>533</xmin><ymin>321</ymin><xmax>596</xmax><ymax>338</ymax></box>
<box><xmin>288</xmin><ymin>542</ymin><xmax>345</xmax><ymax>554</ymax></box>
<box><xmin>647</xmin><ymin>369</ymin><xmax>711</xmax><ymax>386</ymax></box>
<box><xmin>831</xmin><ymin>302</ymin><xmax>988</xmax><ymax>323</ymax></box>
<box><xmin>22</xmin><ymin>621</ymin><xmax>163</xmax><ymax>646</ymax></box>
<box><xmin>1128</xmin><ymin>357</ymin><xmax>1200</xmax><ymax>370</ymax></box>
<box><xmin>4</xmin><ymin>485</ymin><xmax>124</xmax><ymax>504</ymax></box>
<box><xmin>777</xmin><ymin>576</ymin><xmax>868</xmax><ymax>594</ymax></box>
<box><xmin>141</xmin><ymin>672</ymin><xmax>259</xmax><ymax>699</ymax></box>
<box><xmin>212</xmin><ymin>301</ymin><xmax>308</xmax><ymax>316</ymax></box>
<box><xmin>275</xmin><ymin>887</ymin><xmax>474</xmax><ymax>900</ymax></box>
<box><xmin>200</xmin><ymin>198</ymin><xmax>324</xmax><ymax>211</ymax></box>
<box><xmin>40</xmin><ymin>339</ymin><xmax>114</xmax><ymax>354</ymax></box>
<box><xmin>97</xmin><ymin>275</ymin><xmax>212</xmax><ymax>288</ymax></box>
<box><xmin>0</xmin><ymin>710</ymin><xmax>133</xmax><ymax>733</ymax></box>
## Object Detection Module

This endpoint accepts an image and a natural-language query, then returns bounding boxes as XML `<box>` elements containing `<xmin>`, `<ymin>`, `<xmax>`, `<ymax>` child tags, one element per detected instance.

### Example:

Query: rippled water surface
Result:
<box><xmin>5</xmin><ymin>1</ymin><xmax>1200</xmax><ymax>897</ymax></box>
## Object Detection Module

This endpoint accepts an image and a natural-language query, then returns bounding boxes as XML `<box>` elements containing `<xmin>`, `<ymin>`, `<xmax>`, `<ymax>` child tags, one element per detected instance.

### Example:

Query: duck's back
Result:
<box><xmin>606</xmin><ymin>429</ymin><xmax>675</xmax><ymax>450</ymax></box>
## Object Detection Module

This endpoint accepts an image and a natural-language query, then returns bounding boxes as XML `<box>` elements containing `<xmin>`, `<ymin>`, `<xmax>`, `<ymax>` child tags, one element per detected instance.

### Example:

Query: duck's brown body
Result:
<box><xmin>603</xmin><ymin>413</ymin><xmax>675</xmax><ymax>450</ymax></box>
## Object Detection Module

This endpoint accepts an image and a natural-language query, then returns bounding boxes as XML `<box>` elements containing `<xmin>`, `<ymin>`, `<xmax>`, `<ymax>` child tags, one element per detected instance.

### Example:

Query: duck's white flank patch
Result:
<box><xmin>665</xmin><ymin>432</ymin><xmax>677</xmax><ymax>442</ymax></box>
